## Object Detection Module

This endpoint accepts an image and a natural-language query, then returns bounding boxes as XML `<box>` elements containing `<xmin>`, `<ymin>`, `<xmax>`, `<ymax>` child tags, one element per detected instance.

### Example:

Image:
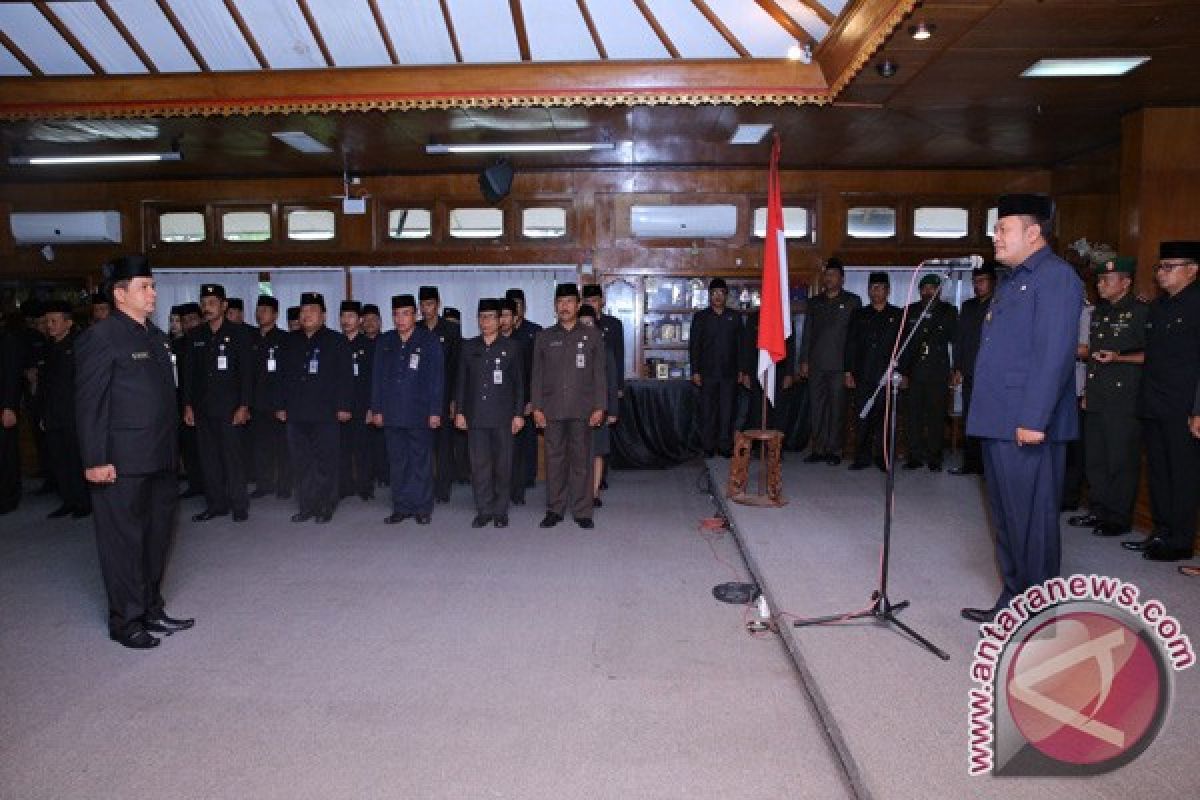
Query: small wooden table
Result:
<box><xmin>726</xmin><ymin>428</ymin><xmax>786</xmax><ymax>507</ymax></box>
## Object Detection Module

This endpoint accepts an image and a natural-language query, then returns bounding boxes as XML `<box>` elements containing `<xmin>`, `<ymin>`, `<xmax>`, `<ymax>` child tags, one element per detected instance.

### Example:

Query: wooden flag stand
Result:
<box><xmin>726</xmin><ymin>395</ymin><xmax>786</xmax><ymax>507</ymax></box>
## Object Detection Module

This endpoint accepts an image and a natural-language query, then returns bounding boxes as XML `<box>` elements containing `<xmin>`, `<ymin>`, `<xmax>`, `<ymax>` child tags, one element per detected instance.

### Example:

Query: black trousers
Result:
<box><xmin>338</xmin><ymin>416</ymin><xmax>373</xmax><ymax>498</ymax></box>
<box><xmin>432</xmin><ymin>420</ymin><xmax>455</xmax><ymax>501</ymax></box>
<box><xmin>544</xmin><ymin>418</ymin><xmax>593</xmax><ymax>519</ymax></box>
<box><xmin>197</xmin><ymin>412</ymin><xmax>248</xmax><ymax>514</ymax></box>
<box><xmin>1084</xmin><ymin>411</ymin><xmax>1141</xmax><ymax>529</ymax></box>
<box><xmin>1061</xmin><ymin>401</ymin><xmax>1087</xmax><ymax>507</ymax></box>
<box><xmin>905</xmin><ymin>373</ymin><xmax>949</xmax><ymax>465</ymax></box>
<box><xmin>698</xmin><ymin>377</ymin><xmax>737</xmax><ymax>454</ymax></box>
<box><xmin>1143</xmin><ymin>416</ymin><xmax>1200</xmax><ymax>550</ymax></box>
<box><xmin>287</xmin><ymin>420</ymin><xmax>339</xmax><ymax>516</ymax></box>
<box><xmin>368</xmin><ymin>425</ymin><xmax>388</xmax><ymax>485</ymax></box>
<box><xmin>851</xmin><ymin>381</ymin><xmax>887</xmax><ymax>464</ymax></box>
<box><xmin>90</xmin><ymin>470</ymin><xmax>177</xmax><ymax>637</ymax></box>
<box><xmin>961</xmin><ymin>377</ymin><xmax>984</xmax><ymax>472</ymax></box>
<box><xmin>179</xmin><ymin>422</ymin><xmax>204</xmax><ymax>493</ymax></box>
<box><xmin>251</xmin><ymin>407</ymin><xmax>290</xmax><ymax>494</ymax></box>
<box><xmin>808</xmin><ymin>369</ymin><xmax>848</xmax><ymax>456</ymax></box>
<box><xmin>46</xmin><ymin>428</ymin><xmax>90</xmax><ymax>512</ymax></box>
<box><xmin>512</xmin><ymin>418</ymin><xmax>536</xmax><ymax>498</ymax></box>
<box><xmin>0</xmin><ymin>424</ymin><xmax>19</xmax><ymax>511</ymax></box>
<box><xmin>744</xmin><ymin>385</ymin><xmax>794</xmax><ymax>432</ymax></box>
<box><xmin>468</xmin><ymin>425</ymin><xmax>514</xmax><ymax>516</ymax></box>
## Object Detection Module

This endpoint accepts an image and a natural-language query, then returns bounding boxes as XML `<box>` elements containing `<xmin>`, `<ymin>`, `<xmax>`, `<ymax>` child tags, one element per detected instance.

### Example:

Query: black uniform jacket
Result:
<box><xmin>845</xmin><ymin>303</ymin><xmax>902</xmax><ymax>384</ymax></box>
<box><xmin>688</xmin><ymin>307</ymin><xmax>741</xmax><ymax>379</ymax></box>
<box><xmin>456</xmin><ymin>335</ymin><xmax>525</xmax><ymax>428</ymax></box>
<box><xmin>181</xmin><ymin>319</ymin><xmax>254</xmax><ymax>417</ymax></box>
<box><xmin>899</xmin><ymin>300</ymin><xmax>958</xmax><ymax>378</ymax></box>
<box><xmin>953</xmin><ymin>294</ymin><xmax>994</xmax><ymax>378</ymax></box>
<box><xmin>1140</xmin><ymin>280</ymin><xmax>1200</xmax><ymax>419</ymax></box>
<box><xmin>41</xmin><ymin>329</ymin><xmax>80</xmax><ymax>431</ymax></box>
<box><xmin>250</xmin><ymin>325</ymin><xmax>289</xmax><ymax>411</ymax></box>
<box><xmin>273</xmin><ymin>326</ymin><xmax>354</xmax><ymax>423</ymax></box>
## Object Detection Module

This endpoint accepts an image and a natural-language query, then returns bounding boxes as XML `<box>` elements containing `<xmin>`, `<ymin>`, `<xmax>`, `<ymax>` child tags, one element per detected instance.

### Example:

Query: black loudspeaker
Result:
<box><xmin>479</xmin><ymin>159</ymin><xmax>514</xmax><ymax>204</ymax></box>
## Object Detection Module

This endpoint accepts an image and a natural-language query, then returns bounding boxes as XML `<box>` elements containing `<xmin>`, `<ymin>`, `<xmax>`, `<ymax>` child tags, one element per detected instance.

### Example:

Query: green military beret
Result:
<box><xmin>1096</xmin><ymin>256</ymin><xmax>1136</xmax><ymax>275</ymax></box>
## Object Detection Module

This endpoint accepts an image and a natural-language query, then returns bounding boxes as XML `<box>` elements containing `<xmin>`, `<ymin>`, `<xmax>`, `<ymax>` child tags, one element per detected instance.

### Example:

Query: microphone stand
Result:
<box><xmin>794</xmin><ymin>267</ymin><xmax>951</xmax><ymax>661</ymax></box>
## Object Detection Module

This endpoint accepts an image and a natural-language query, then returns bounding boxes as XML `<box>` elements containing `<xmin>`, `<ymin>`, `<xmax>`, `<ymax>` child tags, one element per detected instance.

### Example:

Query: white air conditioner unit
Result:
<box><xmin>631</xmin><ymin>204</ymin><xmax>737</xmax><ymax>238</ymax></box>
<box><xmin>9</xmin><ymin>211</ymin><xmax>123</xmax><ymax>244</ymax></box>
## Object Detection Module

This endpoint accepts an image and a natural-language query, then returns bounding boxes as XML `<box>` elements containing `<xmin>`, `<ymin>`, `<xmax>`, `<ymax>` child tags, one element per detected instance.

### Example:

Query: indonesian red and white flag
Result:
<box><xmin>758</xmin><ymin>133</ymin><xmax>791</xmax><ymax>406</ymax></box>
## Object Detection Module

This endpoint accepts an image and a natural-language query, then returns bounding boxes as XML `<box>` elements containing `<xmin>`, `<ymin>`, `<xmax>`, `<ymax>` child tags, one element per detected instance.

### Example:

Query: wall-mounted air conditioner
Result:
<box><xmin>630</xmin><ymin>204</ymin><xmax>737</xmax><ymax>238</ymax></box>
<box><xmin>10</xmin><ymin>211</ymin><xmax>123</xmax><ymax>244</ymax></box>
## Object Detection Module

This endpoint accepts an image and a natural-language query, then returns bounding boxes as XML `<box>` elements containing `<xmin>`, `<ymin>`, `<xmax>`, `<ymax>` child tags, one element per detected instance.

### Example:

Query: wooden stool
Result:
<box><xmin>726</xmin><ymin>429</ymin><xmax>786</xmax><ymax>507</ymax></box>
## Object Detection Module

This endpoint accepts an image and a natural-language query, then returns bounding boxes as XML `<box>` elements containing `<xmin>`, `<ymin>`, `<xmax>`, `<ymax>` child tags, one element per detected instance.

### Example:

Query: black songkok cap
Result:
<box><xmin>21</xmin><ymin>299</ymin><xmax>44</xmax><ymax>318</ymax></box>
<box><xmin>868</xmin><ymin>271</ymin><xmax>890</xmax><ymax>286</ymax></box>
<box><xmin>824</xmin><ymin>257</ymin><xmax>845</xmax><ymax>274</ymax></box>
<box><xmin>477</xmin><ymin>298</ymin><xmax>501</xmax><ymax>314</ymax></box>
<box><xmin>340</xmin><ymin>300</ymin><xmax>362</xmax><ymax>314</ymax></box>
<box><xmin>43</xmin><ymin>299</ymin><xmax>73</xmax><ymax>315</ymax></box>
<box><xmin>392</xmin><ymin>294</ymin><xmax>416</xmax><ymax>310</ymax></box>
<box><xmin>555</xmin><ymin>282</ymin><xmax>580</xmax><ymax>299</ymax></box>
<box><xmin>361</xmin><ymin>304</ymin><xmax>381</xmax><ymax>317</ymax></box>
<box><xmin>102</xmin><ymin>254</ymin><xmax>152</xmax><ymax>283</ymax></box>
<box><xmin>226</xmin><ymin>297</ymin><xmax>244</xmax><ymax>311</ymax></box>
<box><xmin>256</xmin><ymin>295</ymin><xmax>279</xmax><ymax>310</ymax></box>
<box><xmin>418</xmin><ymin>286</ymin><xmax>439</xmax><ymax>302</ymax></box>
<box><xmin>300</xmin><ymin>292</ymin><xmax>325</xmax><ymax>310</ymax></box>
<box><xmin>577</xmin><ymin>304</ymin><xmax>597</xmax><ymax>320</ymax></box>
<box><xmin>1159</xmin><ymin>241</ymin><xmax>1200</xmax><ymax>262</ymax></box>
<box><xmin>504</xmin><ymin>288</ymin><xmax>526</xmax><ymax>303</ymax></box>
<box><xmin>170</xmin><ymin>305</ymin><xmax>184</xmax><ymax>316</ymax></box>
<box><xmin>286</xmin><ymin>306</ymin><xmax>300</xmax><ymax>322</ymax></box>
<box><xmin>180</xmin><ymin>302</ymin><xmax>201</xmax><ymax>316</ymax></box>
<box><xmin>444</xmin><ymin>307</ymin><xmax>461</xmax><ymax>322</ymax></box>
<box><xmin>708</xmin><ymin>278</ymin><xmax>728</xmax><ymax>292</ymax></box>
<box><xmin>972</xmin><ymin>263</ymin><xmax>998</xmax><ymax>279</ymax></box>
<box><xmin>499</xmin><ymin>297</ymin><xmax>517</xmax><ymax>314</ymax></box>
<box><xmin>582</xmin><ymin>283</ymin><xmax>603</xmax><ymax>298</ymax></box>
<box><xmin>997</xmin><ymin>193</ymin><xmax>1054</xmax><ymax>220</ymax></box>
<box><xmin>200</xmin><ymin>284</ymin><xmax>226</xmax><ymax>300</ymax></box>
<box><xmin>91</xmin><ymin>292</ymin><xmax>110</xmax><ymax>306</ymax></box>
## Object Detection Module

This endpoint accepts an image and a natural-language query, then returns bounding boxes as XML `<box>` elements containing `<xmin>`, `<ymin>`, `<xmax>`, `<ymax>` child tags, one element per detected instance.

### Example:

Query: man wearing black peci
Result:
<box><xmin>506</xmin><ymin>288</ymin><xmax>542</xmax><ymax>501</ymax></box>
<box><xmin>951</xmin><ymin>263</ymin><xmax>997</xmax><ymax>475</ymax></box>
<box><xmin>419</xmin><ymin>286</ymin><xmax>461</xmax><ymax>503</ymax></box>
<box><xmin>689</xmin><ymin>278</ymin><xmax>742</xmax><ymax>458</ymax></box>
<box><xmin>39</xmin><ymin>300</ymin><xmax>91</xmax><ymax>518</ymax></box>
<box><xmin>75</xmin><ymin>255</ymin><xmax>193</xmax><ymax>649</ymax></box>
<box><xmin>249</xmin><ymin>295</ymin><xmax>290</xmax><ymax>499</ymax></box>
<box><xmin>338</xmin><ymin>300</ymin><xmax>375</xmax><ymax>502</ymax></box>
<box><xmin>899</xmin><ymin>274</ymin><xmax>958</xmax><ymax>471</ymax></box>
<box><xmin>844</xmin><ymin>272</ymin><xmax>902</xmax><ymax>471</ymax></box>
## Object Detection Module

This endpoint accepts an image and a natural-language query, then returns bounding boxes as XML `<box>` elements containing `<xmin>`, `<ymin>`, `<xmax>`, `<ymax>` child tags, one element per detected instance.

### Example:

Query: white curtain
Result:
<box><xmin>842</xmin><ymin>266</ymin><xmax>973</xmax><ymax>311</ymax></box>
<box><xmin>349</xmin><ymin>266</ymin><xmax>576</xmax><ymax>337</ymax></box>
<box><xmin>266</xmin><ymin>268</ymin><xmax>348</xmax><ymax>320</ymax></box>
<box><xmin>151</xmin><ymin>268</ymin><xmax>262</xmax><ymax>331</ymax></box>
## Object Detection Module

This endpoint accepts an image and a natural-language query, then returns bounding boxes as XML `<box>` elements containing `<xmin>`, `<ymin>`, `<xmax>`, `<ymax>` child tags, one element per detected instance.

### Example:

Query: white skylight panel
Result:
<box><xmin>445</xmin><ymin>0</ymin><xmax>520</xmax><ymax>63</ymax></box>
<box><xmin>522</xmin><ymin>0</ymin><xmax>599</xmax><ymax>61</ymax></box>
<box><xmin>0</xmin><ymin>3</ymin><xmax>90</xmax><ymax>75</ymax></box>
<box><xmin>233</xmin><ymin>0</ymin><xmax>325</xmax><ymax>69</ymax></box>
<box><xmin>775</xmin><ymin>0</ymin><xmax>831</xmax><ymax>41</ymax></box>
<box><xmin>642</xmin><ymin>0</ymin><xmax>736</xmax><ymax>58</ymax></box>
<box><xmin>586</xmin><ymin>0</ymin><xmax>670</xmax><ymax>60</ymax></box>
<box><xmin>49</xmin><ymin>1</ymin><xmax>147</xmax><ymax>74</ymax></box>
<box><xmin>376</xmin><ymin>0</ymin><xmax>457</xmax><ymax>64</ymax></box>
<box><xmin>817</xmin><ymin>0</ymin><xmax>848</xmax><ymax>15</ymax></box>
<box><xmin>166</xmin><ymin>0</ymin><xmax>259</xmax><ymax>70</ymax></box>
<box><xmin>305</xmin><ymin>0</ymin><xmax>391</xmax><ymax>67</ymax></box>
<box><xmin>0</xmin><ymin>40</ymin><xmax>30</xmax><ymax>76</ymax></box>
<box><xmin>108</xmin><ymin>0</ymin><xmax>199</xmax><ymax>72</ymax></box>
<box><xmin>703</xmin><ymin>0</ymin><xmax>795</xmax><ymax>58</ymax></box>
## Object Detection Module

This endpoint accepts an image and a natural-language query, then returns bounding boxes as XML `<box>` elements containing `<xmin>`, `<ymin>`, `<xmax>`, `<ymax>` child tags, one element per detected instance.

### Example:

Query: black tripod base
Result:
<box><xmin>794</xmin><ymin>595</ymin><xmax>950</xmax><ymax>661</ymax></box>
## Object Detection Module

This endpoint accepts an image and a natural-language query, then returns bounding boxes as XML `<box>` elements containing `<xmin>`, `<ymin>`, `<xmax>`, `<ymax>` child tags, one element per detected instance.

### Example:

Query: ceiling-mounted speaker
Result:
<box><xmin>479</xmin><ymin>159</ymin><xmax>514</xmax><ymax>204</ymax></box>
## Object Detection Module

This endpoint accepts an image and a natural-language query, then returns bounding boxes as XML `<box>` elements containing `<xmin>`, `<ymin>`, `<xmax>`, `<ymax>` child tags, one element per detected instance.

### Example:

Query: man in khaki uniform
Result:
<box><xmin>530</xmin><ymin>283</ymin><xmax>607</xmax><ymax>529</ymax></box>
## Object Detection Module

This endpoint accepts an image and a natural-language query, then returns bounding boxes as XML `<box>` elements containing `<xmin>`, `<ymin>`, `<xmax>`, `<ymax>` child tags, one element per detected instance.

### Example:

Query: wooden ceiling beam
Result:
<box><xmin>576</xmin><ymin>0</ymin><xmax>607</xmax><ymax>60</ymax></box>
<box><xmin>367</xmin><ymin>0</ymin><xmax>399</xmax><ymax>65</ymax></box>
<box><xmin>296</xmin><ymin>0</ymin><xmax>335</xmax><ymax>67</ymax></box>
<box><xmin>0</xmin><ymin>30</ymin><xmax>41</xmax><ymax>77</ymax></box>
<box><xmin>97</xmin><ymin>0</ymin><xmax>158</xmax><ymax>74</ymax></box>
<box><xmin>798</xmin><ymin>0</ymin><xmax>836</xmax><ymax>28</ymax></box>
<box><xmin>509</xmin><ymin>0</ymin><xmax>531</xmax><ymax>61</ymax></box>
<box><xmin>691</xmin><ymin>0</ymin><xmax>750</xmax><ymax>58</ymax></box>
<box><xmin>755</xmin><ymin>0</ymin><xmax>809</xmax><ymax>43</ymax></box>
<box><xmin>156</xmin><ymin>0</ymin><xmax>209</xmax><ymax>71</ymax></box>
<box><xmin>439</xmin><ymin>0</ymin><xmax>464</xmax><ymax>63</ymax></box>
<box><xmin>817</xmin><ymin>0</ymin><xmax>921</xmax><ymax>96</ymax></box>
<box><xmin>633</xmin><ymin>0</ymin><xmax>680</xmax><ymax>59</ymax></box>
<box><xmin>222</xmin><ymin>0</ymin><xmax>268</xmax><ymax>69</ymax></box>
<box><xmin>34</xmin><ymin>1</ymin><xmax>105</xmax><ymax>75</ymax></box>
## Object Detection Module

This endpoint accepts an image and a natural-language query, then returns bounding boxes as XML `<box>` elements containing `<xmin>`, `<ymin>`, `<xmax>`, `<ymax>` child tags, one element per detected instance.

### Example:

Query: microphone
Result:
<box><xmin>922</xmin><ymin>255</ymin><xmax>984</xmax><ymax>269</ymax></box>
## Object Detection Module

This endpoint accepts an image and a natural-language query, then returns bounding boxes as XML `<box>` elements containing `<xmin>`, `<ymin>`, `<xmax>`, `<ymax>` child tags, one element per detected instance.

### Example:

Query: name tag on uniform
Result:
<box><xmin>217</xmin><ymin>355</ymin><xmax>228</xmax><ymax>371</ymax></box>
<box><xmin>353</xmin><ymin>362</ymin><xmax>360</xmax><ymax>377</ymax></box>
<box><xmin>131</xmin><ymin>351</ymin><xmax>150</xmax><ymax>360</ymax></box>
<box><xmin>409</xmin><ymin>353</ymin><xmax>420</xmax><ymax>370</ymax></box>
<box><xmin>308</xmin><ymin>358</ymin><xmax>319</xmax><ymax>375</ymax></box>
<box><xmin>576</xmin><ymin>353</ymin><xmax>586</xmax><ymax>368</ymax></box>
<box><xmin>493</xmin><ymin>369</ymin><xmax>504</xmax><ymax>385</ymax></box>
<box><xmin>267</xmin><ymin>358</ymin><xmax>276</xmax><ymax>373</ymax></box>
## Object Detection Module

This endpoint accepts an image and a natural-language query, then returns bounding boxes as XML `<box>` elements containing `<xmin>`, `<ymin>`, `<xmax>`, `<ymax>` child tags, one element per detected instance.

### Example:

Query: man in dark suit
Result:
<box><xmin>739</xmin><ymin>309</ymin><xmax>796</xmax><ymax>432</ymax></box>
<box><xmin>962</xmin><ymin>194</ymin><xmax>1084</xmax><ymax>623</ymax></box>
<box><xmin>899</xmin><ymin>274</ymin><xmax>958</xmax><ymax>471</ymax></box>
<box><xmin>360</xmin><ymin>303</ymin><xmax>388</xmax><ymax>488</ymax></box>
<box><xmin>689</xmin><ymin>278</ymin><xmax>742</xmax><ymax>457</ymax></box>
<box><xmin>173</xmin><ymin>302</ymin><xmax>204</xmax><ymax>499</ymax></box>
<box><xmin>799</xmin><ymin>257</ymin><xmax>862</xmax><ymax>465</ymax></box>
<box><xmin>180</xmin><ymin>284</ymin><xmax>253</xmax><ymax>523</ymax></box>
<box><xmin>372</xmin><ymin>294</ymin><xmax>444</xmax><ymax>525</ymax></box>
<box><xmin>39</xmin><ymin>300</ymin><xmax>91</xmax><ymax>518</ymax></box>
<box><xmin>274</xmin><ymin>292</ymin><xmax>353</xmax><ymax>524</ymax></box>
<box><xmin>419</xmin><ymin>286</ymin><xmax>461</xmax><ymax>503</ymax></box>
<box><xmin>844</xmin><ymin>272</ymin><xmax>901</xmax><ymax>470</ymax></box>
<box><xmin>951</xmin><ymin>263</ymin><xmax>997</xmax><ymax>475</ymax></box>
<box><xmin>455</xmin><ymin>298</ymin><xmax>525</xmax><ymax>528</ymax></box>
<box><xmin>338</xmin><ymin>300</ymin><xmax>375</xmax><ymax>502</ymax></box>
<box><xmin>507</xmin><ymin>288</ymin><xmax>542</xmax><ymax>501</ymax></box>
<box><xmin>75</xmin><ymin>255</ymin><xmax>193</xmax><ymax>649</ymax></box>
<box><xmin>249</xmin><ymin>295</ymin><xmax>290</xmax><ymax>499</ymax></box>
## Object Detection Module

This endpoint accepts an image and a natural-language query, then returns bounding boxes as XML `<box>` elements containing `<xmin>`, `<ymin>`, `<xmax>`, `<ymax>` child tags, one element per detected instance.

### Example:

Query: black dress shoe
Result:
<box><xmin>848</xmin><ymin>461</ymin><xmax>871</xmax><ymax>471</ymax></box>
<box><xmin>249</xmin><ymin>488</ymin><xmax>272</xmax><ymax>499</ymax></box>
<box><xmin>1122</xmin><ymin>537</ymin><xmax>1161</xmax><ymax>552</ymax></box>
<box><xmin>1091</xmin><ymin>523</ymin><xmax>1127</xmax><ymax>537</ymax></box>
<box><xmin>948</xmin><ymin>466</ymin><xmax>975</xmax><ymax>476</ymax></box>
<box><xmin>599</xmin><ymin>479</ymin><xmax>609</xmax><ymax>490</ymax></box>
<box><xmin>71</xmin><ymin>507</ymin><xmax>92</xmax><ymax>518</ymax></box>
<box><xmin>47</xmin><ymin>505</ymin><xmax>72</xmax><ymax>519</ymax></box>
<box><xmin>314</xmin><ymin>511</ymin><xmax>333</xmax><ymax>524</ymax></box>
<box><xmin>961</xmin><ymin>606</ymin><xmax>1000</xmax><ymax>624</ymax></box>
<box><xmin>540</xmin><ymin>512</ymin><xmax>563</xmax><ymax>528</ymax></box>
<box><xmin>435</xmin><ymin>495</ymin><xmax>450</xmax><ymax>504</ymax></box>
<box><xmin>384</xmin><ymin>512</ymin><xmax>409</xmax><ymax>524</ymax></box>
<box><xmin>511</xmin><ymin>495</ymin><xmax>526</xmax><ymax>506</ymax></box>
<box><xmin>179</xmin><ymin>488</ymin><xmax>203</xmax><ymax>499</ymax></box>
<box><xmin>110</xmin><ymin>629</ymin><xmax>159</xmax><ymax>649</ymax></box>
<box><xmin>277</xmin><ymin>490</ymin><xmax>292</xmax><ymax>499</ymax></box>
<box><xmin>1068</xmin><ymin>513</ymin><xmax>1099</xmax><ymax>527</ymax></box>
<box><xmin>471</xmin><ymin>514</ymin><xmax>492</xmax><ymax>528</ymax></box>
<box><xmin>232</xmin><ymin>509</ymin><xmax>248</xmax><ymax>522</ymax></box>
<box><xmin>928</xmin><ymin>463</ymin><xmax>943</xmax><ymax>472</ymax></box>
<box><xmin>574</xmin><ymin>517</ymin><xmax>595</xmax><ymax>529</ymax></box>
<box><xmin>145</xmin><ymin>611</ymin><xmax>195</xmax><ymax>631</ymax></box>
<box><xmin>1143</xmin><ymin>540</ymin><xmax>1193</xmax><ymax>562</ymax></box>
<box><xmin>593</xmin><ymin>497</ymin><xmax>603</xmax><ymax>508</ymax></box>
<box><xmin>192</xmin><ymin>509</ymin><xmax>229</xmax><ymax>522</ymax></box>
<box><xmin>493</xmin><ymin>515</ymin><xmax>508</xmax><ymax>528</ymax></box>
<box><xmin>802</xmin><ymin>452</ymin><xmax>825</xmax><ymax>464</ymax></box>
<box><xmin>291</xmin><ymin>511</ymin><xmax>313</xmax><ymax>523</ymax></box>
<box><xmin>825</xmin><ymin>455</ymin><xmax>841</xmax><ymax>466</ymax></box>
<box><xmin>415</xmin><ymin>514</ymin><xmax>431</xmax><ymax>525</ymax></box>
<box><xmin>359</xmin><ymin>491</ymin><xmax>374</xmax><ymax>501</ymax></box>
<box><xmin>903</xmin><ymin>460</ymin><xmax>924</xmax><ymax>470</ymax></box>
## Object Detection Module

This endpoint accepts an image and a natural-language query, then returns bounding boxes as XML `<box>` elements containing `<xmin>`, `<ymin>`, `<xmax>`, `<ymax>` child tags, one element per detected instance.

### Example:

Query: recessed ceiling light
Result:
<box><xmin>786</xmin><ymin>43</ymin><xmax>812</xmax><ymax>64</ymax></box>
<box><xmin>1021</xmin><ymin>57</ymin><xmax>1150</xmax><ymax>77</ymax></box>
<box><xmin>908</xmin><ymin>22</ymin><xmax>935</xmax><ymax>40</ymax></box>
<box><xmin>729</xmin><ymin>124</ymin><xmax>773</xmax><ymax>145</ymax></box>
<box><xmin>272</xmin><ymin>131</ymin><xmax>333</xmax><ymax>153</ymax></box>
<box><xmin>876</xmin><ymin>59</ymin><xmax>898</xmax><ymax>78</ymax></box>
<box><xmin>425</xmin><ymin>142</ymin><xmax>615</xmax><ymax>154</ymax></box>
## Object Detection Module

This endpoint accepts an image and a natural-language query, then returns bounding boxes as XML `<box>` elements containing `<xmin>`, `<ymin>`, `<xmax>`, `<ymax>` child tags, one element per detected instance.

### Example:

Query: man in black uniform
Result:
<box><xmin>1123</xmin><ymin>241</ymin><xmax>1200</xmax><ymax>562</ymax></box>
<box><xmin>249</xmin><ymin>295</ymin><xmax>290</xmax><ymax>499</ymax></box>
<box><xmin>1069</xmin><ymin>256</ymin><xmax>1149</xmax><ymax>538</ymax></box>
<box><xmin>181</xmin><ymin>284</ymin><xmax>253</xmax><ymax>522</ymax></box>
<box><xmin>689</xmin><ymin>278</ymin><xmax>742</xmax><ymax>457</ymax></box>
<box><xmin>174</xmin><ymin>302</ymin><xmax>204</xmax><ymax>498</ymax></box>
<box><xmin>583</xmin><ymin>283</ymin><xmax>625</xmax><ymax>489</ymax></box>
<box><xmin>20</xmin><ymin>301</ymin><xmax>52</xmax><ymax>495</ymax></box>
<box><xmin>419</xmin><ymin>287</ymin><xmax>461</xmax><ymax>503</ymax></box>
<box><xmin>286</xmin><ymin>306</ymin><xmax>301</xmax><ymax>333</ymax></box>
<box><xmin>442</xmin><ymin>306</ymin><xmax>471</xmax><ymax>485</ymax></box>
<box><xmin>455</xmin><ymin>298</ymin><xmax>525</xmax><ymax>528</ymax></box>
<box><xmin>739</xmin><ymin>308</ymin><xmax>796</xmax><ymax>431</ymax></box>
<box><xmin>844</xmin><ymin>272</ymin><xmax>902</xmax><ymax>470</ymax></box>
<box><xmin>40</xmin><ymin>300</ymin><xmax>91</xmax><ymax>517</ymax></box>
<box><xmin>360</xmin><ymin>303</ymin><xmax>388</xmax><ymax>487</ymax></box>
<box><xmin>90</xmin><ymin>292</ymin><xmax>111</xmax><ymax>324</ymax></box>
<box><xmin>531</xmin><ymin>283</ymin><xmax>607</xmax><ymax>529</ymax></box>
<box><xmin>0</xmin><ymin>321</ymin><xmax>22</xmax><ymax>515</ymax></box>
<box><xmin>899</xmin><ymin>274</ymin><xmax>958</xmax><ymax>471</ymax></box>
<box><xmin>339</xmin><ymin>300</ymin><xmax>375</xmax><ymax>501</ymax></box>
<box><xmin>799</xmin><ymin>258</ymin><xmax>862</xmax><ymax>465</ymax></box>
<box><xmin>274</xmin><ymin>292</ymin><xmax>353</xmax><ymax>524</ymax></box>
<box><xmin>507</xmin><ymin>288</ymin><xmax>542</xmax><ymax>500</ymax></box>
<box><xmin>951</xmin><ymin>263</ymin><xmax>997</xmax><ymax>475</ymax></box>
<box><xmin>75</xmin><ymin>255</ymin><xmax>193</xmax><ymax>649</ymax></box>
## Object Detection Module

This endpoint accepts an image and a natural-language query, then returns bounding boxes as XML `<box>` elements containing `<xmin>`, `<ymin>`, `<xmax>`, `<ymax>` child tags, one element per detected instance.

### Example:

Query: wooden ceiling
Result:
<box><xmin>1</xmin><ymin>0</ymin><xmax>1198</xmax><ymax>181</ymax></box>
